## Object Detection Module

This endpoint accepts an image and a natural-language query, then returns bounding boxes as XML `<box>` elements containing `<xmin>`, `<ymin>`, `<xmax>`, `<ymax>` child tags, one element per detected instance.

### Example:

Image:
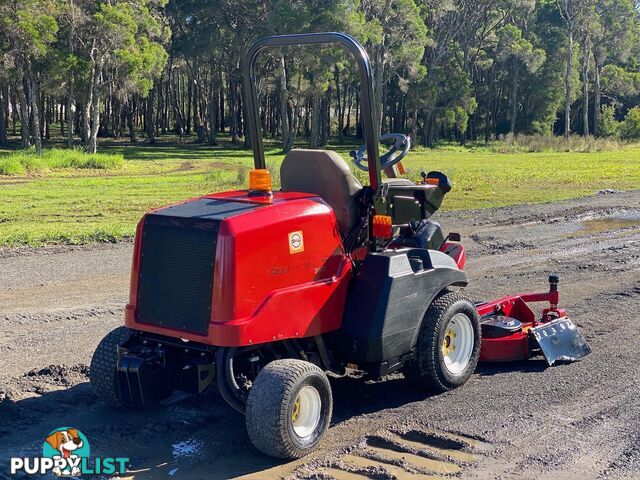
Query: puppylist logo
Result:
<box><xmin>10</xmin><ymin>427</ymin><xmax>129</xmax><ymax>476</ymax></box>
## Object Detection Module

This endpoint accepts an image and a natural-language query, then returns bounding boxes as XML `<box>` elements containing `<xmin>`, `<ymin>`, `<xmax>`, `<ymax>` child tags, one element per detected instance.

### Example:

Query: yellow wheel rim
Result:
<box><xmin>292</xmin><ymin>398</ymin><xmax>301</xmax><ymax>422</ymax></box>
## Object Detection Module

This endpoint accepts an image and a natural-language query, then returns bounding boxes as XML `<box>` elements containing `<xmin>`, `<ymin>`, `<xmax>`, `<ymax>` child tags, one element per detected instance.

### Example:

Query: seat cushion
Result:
<box><xmin>280</xmin><ymin>149</ymin><xmax>362</xmax><ymax>236</ymax></box>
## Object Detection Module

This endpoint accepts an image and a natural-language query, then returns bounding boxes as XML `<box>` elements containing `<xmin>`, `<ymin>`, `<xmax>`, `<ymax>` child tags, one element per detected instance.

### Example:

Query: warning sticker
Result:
<box><xmin>288</xmin><ymin>231</ymin><xmax>304</xmax><ymax>254</ymax></box>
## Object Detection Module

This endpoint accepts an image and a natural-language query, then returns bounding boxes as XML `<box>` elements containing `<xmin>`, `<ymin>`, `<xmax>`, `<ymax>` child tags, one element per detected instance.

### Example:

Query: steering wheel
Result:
<box><xmin>350</xmin><ymin>133</ymin><xmax>411</xmax><ymax>172</ymax></box>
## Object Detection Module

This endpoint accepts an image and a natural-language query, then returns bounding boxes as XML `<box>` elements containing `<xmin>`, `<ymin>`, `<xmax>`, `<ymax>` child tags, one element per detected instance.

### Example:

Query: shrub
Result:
<box><xmin>0</xmin><ymin>157</ymin><xmax>26</xmax><ymax>175</ymax></box>
<box><xmin>0</xmin><ymin>148</ymin><xmax>124</xmax><ymax>175</ymax></box>
<box><xmin>620</xmin><ymin>107</ymin><xmax>640</xmax><ymax>140</ymax></box>
<box><xmin>491</xmin><ymin>133</ymin><xmax>622</xmax><ymax>153</ymax></box>
<box><xmin>597</xmin><ymin>105</ymin><xmax>620</xmax><ymax>138</ymax></box>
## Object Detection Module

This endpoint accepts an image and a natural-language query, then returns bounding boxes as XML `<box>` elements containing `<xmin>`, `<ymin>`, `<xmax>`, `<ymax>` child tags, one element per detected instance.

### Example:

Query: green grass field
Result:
<box><xmin>1</xmin><ymin>138</ymin><xmax>640</xmax><ymax>247</ymax></box>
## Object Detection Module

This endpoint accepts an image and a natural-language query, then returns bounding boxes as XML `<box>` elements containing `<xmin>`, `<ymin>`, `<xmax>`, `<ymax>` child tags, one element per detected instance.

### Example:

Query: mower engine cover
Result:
<box><xmin>124</xmin><ymin>191</ymin><xmax>352</xmax><ymax>347</ymax></box>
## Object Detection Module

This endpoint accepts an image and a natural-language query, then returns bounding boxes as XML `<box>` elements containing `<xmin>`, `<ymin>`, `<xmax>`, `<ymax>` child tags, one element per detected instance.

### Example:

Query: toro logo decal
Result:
<box><xmin>9</xmin><ymin>427</ymin><xmax>128</xmax><ymax>477</ymax></box>
<box><xmin>288</xmin><ymin>231</ymin><xmax>304</xmax><ymax>254</ymax></box>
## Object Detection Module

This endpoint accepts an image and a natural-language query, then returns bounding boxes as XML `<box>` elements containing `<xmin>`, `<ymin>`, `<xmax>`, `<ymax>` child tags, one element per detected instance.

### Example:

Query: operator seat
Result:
<box><xmin>280</xmin><ymin>149</ymin><xmax>362</xmax><ymax>236</ymax></box>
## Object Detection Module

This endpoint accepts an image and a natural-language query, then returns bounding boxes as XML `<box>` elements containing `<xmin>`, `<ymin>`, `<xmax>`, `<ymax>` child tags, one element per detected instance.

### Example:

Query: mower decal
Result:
<box><xmin>288</xmin><ymin>231</ymin><xmax>304</xmax><ymax>254</ymax></box>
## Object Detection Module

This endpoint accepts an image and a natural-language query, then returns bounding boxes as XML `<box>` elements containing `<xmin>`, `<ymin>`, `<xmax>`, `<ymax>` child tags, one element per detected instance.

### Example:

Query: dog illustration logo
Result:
<box><xmin>42</xmin><ymin>427</ymin><xmax>90</xmax><ymax>477</ymax></box>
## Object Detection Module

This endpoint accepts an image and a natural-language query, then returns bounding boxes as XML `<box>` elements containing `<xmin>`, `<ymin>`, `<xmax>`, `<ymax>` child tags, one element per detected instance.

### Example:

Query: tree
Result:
<box><xmin>496</xmin><ymin>22</ymin><xmax>545</xmax><ymax>133</ymax></box>
<box><xmin>81</xmin><ymin>0</ymin><xmax>168</xmax><ymax>153</ymax></box>
<box><xmin>591</xmin><ymin>0</ymin><xmax>636</xmax><ymax>135</ymax></box>
<box><xmin>360</xmin><ymin>0</ymin><xmax>426</xmax><ymax>134</ymax></box>
<box><xmin>0</xmin><ymin>0</ymin><xmax>59</xmax><ymax>152</ymax></box>
<box><xmin>556</xmin><ymin>0</ymin><xmax>579</xmax><ymax>138</ymax></box>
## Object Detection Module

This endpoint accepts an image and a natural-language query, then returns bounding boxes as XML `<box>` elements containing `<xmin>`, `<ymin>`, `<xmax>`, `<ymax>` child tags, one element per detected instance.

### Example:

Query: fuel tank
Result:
<box><xmin>125</xmin><ymin>191</ymin><xmax>351</xmax><ymax>346</ymax></box>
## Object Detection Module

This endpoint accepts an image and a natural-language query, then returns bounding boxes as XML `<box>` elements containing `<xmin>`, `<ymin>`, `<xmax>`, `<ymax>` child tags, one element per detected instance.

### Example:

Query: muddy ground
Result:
<box><xmin>1</xmin><ymin>191</ymin><xmax>639</xmax><ymax>480</ymax></box>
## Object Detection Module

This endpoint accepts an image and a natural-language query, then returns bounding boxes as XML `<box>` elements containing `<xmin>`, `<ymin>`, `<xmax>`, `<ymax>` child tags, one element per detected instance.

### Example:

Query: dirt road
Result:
<box><xmin>1</xmin><ymin>191</ymin><xmax>639</xmax><ymax>480</ymax></box>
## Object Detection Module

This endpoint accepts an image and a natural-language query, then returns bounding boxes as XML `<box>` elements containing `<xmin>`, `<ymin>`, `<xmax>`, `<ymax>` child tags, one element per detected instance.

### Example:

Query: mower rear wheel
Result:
<box><xmin>403</xmin><ymin>291</ymin><xmax>481</xmax><ymax>393</ymax></box>
<box><xmin>245</xmin><ymin>359</ymin><xmax>332</xmax><ymax>459</ymax></box>
<box><xmin>90</xmin><ymin>326</ymin><xmax>132</xmax><ymax>409</ymax></box>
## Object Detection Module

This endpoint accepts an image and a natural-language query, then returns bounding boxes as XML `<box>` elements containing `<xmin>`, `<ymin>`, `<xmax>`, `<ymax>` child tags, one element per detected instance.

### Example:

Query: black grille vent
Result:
<box><xmin>135</xmin><ymin>198</ymin><xmax>261</xmax><ymax>336</ymax></box>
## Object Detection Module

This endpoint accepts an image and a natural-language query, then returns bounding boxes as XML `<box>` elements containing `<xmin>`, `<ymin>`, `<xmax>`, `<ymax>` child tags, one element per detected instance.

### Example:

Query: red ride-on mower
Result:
<box><xmin>90</xmin><ymin>33</ymin><xmax>590</xmax><ymax>459</ymax></box>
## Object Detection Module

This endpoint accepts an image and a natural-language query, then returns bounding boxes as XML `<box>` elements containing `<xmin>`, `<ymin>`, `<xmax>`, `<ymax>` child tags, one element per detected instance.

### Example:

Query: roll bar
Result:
<box><xmin>243</xmin><ymin>32</ymin><xmax>382</xmax><ymax>189</ymax></box>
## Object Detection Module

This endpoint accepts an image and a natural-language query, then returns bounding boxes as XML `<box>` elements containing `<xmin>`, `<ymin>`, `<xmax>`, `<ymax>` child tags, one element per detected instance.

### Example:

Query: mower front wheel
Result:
<box><xmin>90</xmin><ymin>326</ymin><xmax>132</xmax><ymax>409</ymax></box>
<box><xmin>404</xmin><ymin>291</ymin><xmax>481</xmax><ymax>393</ymax></box>
<box><xmin>245</xmin><ymin>359</ymin><xmax>332</xmax><ymax>459</ymax></box>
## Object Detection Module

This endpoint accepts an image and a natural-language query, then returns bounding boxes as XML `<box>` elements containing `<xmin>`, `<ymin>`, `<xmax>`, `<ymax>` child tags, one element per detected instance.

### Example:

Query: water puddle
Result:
<box><xmin>389</xmin><ymin>432</ymin><xmax>477</xmax><ymax>463</ymax></box>
<box><xmin>322</xmin><ymin>466</ymin><xmax>373</xmax><ymax>480</ymax></box>
<box><xmin>366</xmin><ymin>445</ymin><xmax>461</xmax><ymax>474</ymax></box>
<box><xmin>575</xmin><ymin>211</ymin><xmax>640</xmax><ymax>236</ymax></box>
<box><xmin>342</xmin><ymin>454</ymin><xmax>443</xmax><ymax>479</ymax></box>
<box><xmin>437</xmin><ymin>431</ymin><xmax>493</xmax><ymax>453</ymax></box>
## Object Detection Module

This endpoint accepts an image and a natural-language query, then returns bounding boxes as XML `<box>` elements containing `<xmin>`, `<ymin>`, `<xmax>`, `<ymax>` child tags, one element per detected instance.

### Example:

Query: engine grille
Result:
<box><xmin>135</xmin><ymin>198</ymin><xmax>261</xmax><ymax>336</ymax></box>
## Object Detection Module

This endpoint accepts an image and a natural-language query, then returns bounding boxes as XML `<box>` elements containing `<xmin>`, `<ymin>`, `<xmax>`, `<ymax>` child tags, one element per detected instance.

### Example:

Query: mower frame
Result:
<box><xmin>243</xmin><ymin>32</ymin><xmax>382</xmax><ymax>189</ymax></box>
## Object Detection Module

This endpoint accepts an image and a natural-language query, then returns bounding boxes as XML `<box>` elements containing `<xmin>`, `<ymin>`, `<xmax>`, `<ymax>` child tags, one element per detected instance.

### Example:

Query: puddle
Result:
<box><xmin>436</xmin><ymin>431</ymin><xmax>493</xmax><ymax>453</ymax></box>
<box><xmin>342</xmin><ymin>454</ymin><xmax>443</xmax><ymax>479</ymax></box>
<box><xmin>389</xmin><ymin>432</ymin><xmax>477</xmax><ymax>463</ymax></box>
<box><xmin>323</xmin><ymin>467</ymin><xmax>373</xmax><ymax>480</ymax></box>
<box><xmin>575</xmin><ymin>211</ymin><xmax>640</xmax><ymax>236</ymax></box>
<box><xmin>366</xmin><ymin>445</ymin><xmax>461</xmax><ymax>474</ymax></box>
<box><xmin>171</xmin><ymin>439</ymin><xmax>202</xmax><ymax>458</ymax></box>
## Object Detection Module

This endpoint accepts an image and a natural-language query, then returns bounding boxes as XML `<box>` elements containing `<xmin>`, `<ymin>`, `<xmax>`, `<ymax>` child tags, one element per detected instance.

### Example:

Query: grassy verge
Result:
<box><xmin>1</xmin><ymin>139</ymin><xmax>639</xmax><ymax>247</ymax></box>
<box><xmin>0</xmin><ymin>148</ymin><xmax>124</xmax><ymax>175</ymax></box>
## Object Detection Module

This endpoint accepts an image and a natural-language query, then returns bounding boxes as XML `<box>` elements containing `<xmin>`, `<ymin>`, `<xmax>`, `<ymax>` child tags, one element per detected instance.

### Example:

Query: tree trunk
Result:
<box><xmin>593</xmin><ymin>59</ymin><xmax>602</xmax><ymax>136</ymax></box>
<box><xmin>509</xmin><ymin>60</ymin><xmax>519</xmax><ymax>134</ymax></box>
<box><xmin>279</xmin><ymin>55</ymin><xmax>293</xmax><ymax>152</ymax></box>
<box><xmin>208</xmin><ymin>68</ymin><xmax>218</xmax><ymax>146</ymax></box>
<box><xmin>124</xmin><ymin>100</ymin><xmax>137</xmax><ymax>142</ymax></box>
<box><xmin>564</xmin><ymin>28</ymin><xmax>573</xmax><ymax>139</ymax></box>
<box><xmin>169</xmin><ymin>60</ymin><xmax>184</xmax><ymax>139</ymax></box>
<box><xmin>334</xmin><ymin>65</ymin><xmax>344</xmax><ymax>144</ymax></box>
<box><xmin>373</xmin><ymin>43</ymin><xmax>385</xmax><ymax>135</ymax></box>
<box><xmin>229</xmin><ymin>73</ymin><xmax>239</xmax><ymax>143</ymax></box>
<box><xmin>558</xmin><ymin>0</ymin><xmax>574</xmax><ymax>139</ymax></box>
<box><xmin>0</xmin><ymin>82</ymin><xmax>7</xmax><ymax>146</ymax></box>
<box><xmin>64</xmin><ymin>88</ymin><xmax>74</xmax><ymax>148</ymax></box>
<box><xmin>580</xmin><ymin>32</ymin><xmax>590</xmax><ymax>136</ymax></box>
<box><xmin>66</xmin><ymin>0</ymin><xmax>75</xmax><ymax>147</ymax></box>
<box><xmin>241</xmin><ymin>82</ymin><xmax>250</xmax><ymax>149</ymax></box>
<box><xmin>146</xmin><ymin>85</ymin><xmax>155</xmax><ymax>143</ymax></box>
<box><xmin>23</xmin><ymin>58</ymin><xmax>42</xmax><ymax>154</ymax></box>
<box><xmin>82</xmin><ymin>102</ymin><xmax>90</xmax><ymax>144</ymax></box>
<box><xmin>87</xmin><ymin>61</ymin><xmax>102</xmax><ymax>154</ymax></box>
<box><xmin>17</xmin><ymin>72</ymin><xmax>31</xmax><ymax>148</ymax></box>
<box><xmin>310</xmin><ymin>92</ymin><xmax>321</xmax><ymax>148</ymax></box>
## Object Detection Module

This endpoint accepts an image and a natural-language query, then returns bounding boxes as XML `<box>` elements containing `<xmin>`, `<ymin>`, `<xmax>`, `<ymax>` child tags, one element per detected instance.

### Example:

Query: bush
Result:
<box><xmin>597</xmin><ymin>105</ymin><xmax>620</xmax><ymax>138</ymax></box>
<box><xmin>492</xmin><ymin>133</ymin><xmax>622</xmax><ymax>153</ymax></box>
<box><xmin>0</xmin><ymin>148</ymin><xmax>124</xmax><ymax>175</ymax></box>
<box><xmin>620</xmin><ymin>107</ymin><xmax>640</xmax><ymax>140</ymax></box>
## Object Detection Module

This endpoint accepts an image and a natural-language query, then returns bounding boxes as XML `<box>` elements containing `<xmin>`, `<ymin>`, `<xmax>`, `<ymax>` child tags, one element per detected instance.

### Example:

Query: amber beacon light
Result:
<box><xmin>249</xmin><ymin>169</ymin><xmax>272</xmax><ymax>195</ymax></box>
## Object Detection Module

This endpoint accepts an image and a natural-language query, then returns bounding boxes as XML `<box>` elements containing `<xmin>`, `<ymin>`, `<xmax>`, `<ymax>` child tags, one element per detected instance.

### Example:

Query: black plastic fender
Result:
<box><xmin>337</xmin><ymin>248</ymin><xmax>467</xmax><ymax>366</ymax></box>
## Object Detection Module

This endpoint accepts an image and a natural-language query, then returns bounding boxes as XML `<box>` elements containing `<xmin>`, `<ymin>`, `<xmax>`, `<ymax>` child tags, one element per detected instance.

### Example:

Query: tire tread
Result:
<box><xmin>246</xmin><ymin>359</ymin><xmax>332</xmax><ymax>459</ymax></box>
<box><xmin>404</xmin><ymin>291</ymin><xmax>481</xmax><ymax>393</ymax></box>
<box><xmin>89</xmin><ymin>326</ymin><xmax>131</xmax><ymax>409</ymax></box>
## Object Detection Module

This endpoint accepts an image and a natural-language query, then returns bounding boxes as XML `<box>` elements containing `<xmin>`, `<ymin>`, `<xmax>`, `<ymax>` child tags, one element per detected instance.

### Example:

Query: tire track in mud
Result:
<box><xmin>318</xmin><ymin>430</ymin><xmax>490</xmax><ymax>480</ymax></box>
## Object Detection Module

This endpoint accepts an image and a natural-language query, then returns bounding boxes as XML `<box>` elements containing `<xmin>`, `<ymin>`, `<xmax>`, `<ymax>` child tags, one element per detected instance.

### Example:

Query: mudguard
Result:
<box><xmin>531</xmin><ymin>317</ymin><xmax>591</xmax><ymax>366</ymax></box>
<box><xmin>337</xmin><ymin>248</ymin><xmax>467</xmax><ymax>368</ymax></box>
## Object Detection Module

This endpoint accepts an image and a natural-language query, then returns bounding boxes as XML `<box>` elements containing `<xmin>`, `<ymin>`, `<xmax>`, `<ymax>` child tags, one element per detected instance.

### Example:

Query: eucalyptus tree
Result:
<box><xmin>556</xmin><ymin>0</ymin><xmax>581</xmax><ymax>138</ymax></box>
<box><xmin>360</xmin><ymin>0</ymin><xmax>426</xmax><ymax>135</ymax></box>
<box><xmin>495</xmin><ymin>9</ymin><xmax>546</xmax><ymax>133</ymax></box>
<box><xmin>0</xmin><ymin>0</ymin><xmax>59</xmax><ymax>152</ymax></box>
<box><xmin>591</xmin><ymin>0</ymin><xmax>637</xmax><ymax>134</ymax></box>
